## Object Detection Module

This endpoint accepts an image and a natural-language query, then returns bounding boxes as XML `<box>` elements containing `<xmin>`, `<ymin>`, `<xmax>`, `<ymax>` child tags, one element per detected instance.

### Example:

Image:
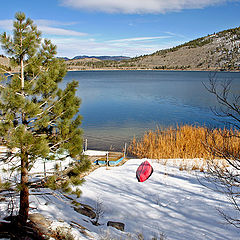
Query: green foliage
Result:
<box><xmin>153</xmin><ymin>65</ymin><xmax>190</xmax><ymax>70</ymax></box>
<box><xmin>0</xmin><ymin>12</ymin><xmax>41</xmax><ymax>75</ymax></box>
<box><xmin>72</xmin><ymin>187</ymin><xmax>82</xmax><ymax>198</ymax></box>
<box><xmin>67</xmin><ymin>157</ymin><xmax>91</xmax><ymax>178</ymax></box>
<box><xmin>45</xmin><ymin>157</ymin><xmax>90</xmax><ymax>197</ymax></box>
<box><xmin>0</xmin><ymin>180</ymin><xmax>11</xmax><ymax>190</ymax></box>
<box><xmin>45</xmin><ymin>175</ymin><xmax>58</xmax><ymax>190</ymax></box>
<box><xmin>0</xmin><ymin>12</ymin><xmax>85</xmax><ymax>170</ymax></box>
<box><xmin>65</xmin><ymin>156</ymin><xmax>90</xmax><ymax>197</ymax></box>
<box><xmin>0</xmin><ymin>12</ymin><xmax>95</xmax><ymax>222</ymax></box>
<box><xmin>70</xmin><ymin>176</ymin><xmax>85</xmax><ymax>186</ymax></box>
<box><xmin>216</xmin><ymin>26</ymin><xmax>240</xmax><ymax>38</ymax></box>
<box><xmin>67</xmin><ymin>58</ymin><xmax>137</xmax><ymax>70</ymax></box>
<box><xmin>61</xmin><ymin>179</ymin><xmax>72</xmax><ymax>193</ymax></box>
<box><xmin>0</xmin><ymin>64</ymin><xmax>11</xmax><ymax>72</ymax></box>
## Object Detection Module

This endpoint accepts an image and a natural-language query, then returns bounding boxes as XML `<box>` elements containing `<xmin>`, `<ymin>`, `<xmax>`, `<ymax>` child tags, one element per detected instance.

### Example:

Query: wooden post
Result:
<box><xmin>44</xmin><ymin>161</ymin><xmax>46</xmax><ymax>179</ymax></box>
<box><xmin>124</xmin><ymin>143</ymin><xmax>127</xmax><ymax>158</ymax></box>
<box><xmin>85</xmin><ymin>139</ymin><xmax>88</xmax><ymax>151</ymax></box>
<box><xmin>106</xmin><ymin>151</ymin><xmax>109</xmax><ymax>168</ymax></box>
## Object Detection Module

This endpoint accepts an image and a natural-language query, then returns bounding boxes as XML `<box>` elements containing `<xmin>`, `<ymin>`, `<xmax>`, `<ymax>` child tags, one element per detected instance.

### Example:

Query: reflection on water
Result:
<box><xmin>62</xmin><ymin>70</ymin><xmax>240</xmax><ymax>151</ymax></box>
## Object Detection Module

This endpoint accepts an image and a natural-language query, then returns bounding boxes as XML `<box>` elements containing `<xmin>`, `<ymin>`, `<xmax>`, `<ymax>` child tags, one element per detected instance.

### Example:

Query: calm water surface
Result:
<box><xmin>63</xmin><ymin>70</ymin><xmax>240</xmax><ymax>151</ymax></box>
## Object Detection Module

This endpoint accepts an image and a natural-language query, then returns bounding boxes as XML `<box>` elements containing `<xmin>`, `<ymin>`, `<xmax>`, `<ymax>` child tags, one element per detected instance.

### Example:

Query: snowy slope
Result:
<box><xmin>0</xmin><ymin>157</ymin><xmax>239</xmax><ymax>239</ymax></box>
<box><xmin>77</xmin><ymin>159</ymin><xmax>239</xmax><ymax>239</ymax></box>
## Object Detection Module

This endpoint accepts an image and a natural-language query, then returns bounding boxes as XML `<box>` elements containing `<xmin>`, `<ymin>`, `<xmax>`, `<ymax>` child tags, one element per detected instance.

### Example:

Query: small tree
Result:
<box><xmin>204</xmin><ymin>75</ymin><xmax>240</xmax><ymax>228</ymax></box>
<box><xmin>0</xmin><ymin>12</ymin><xmax>88</xmax><ymax>225</ymax></box>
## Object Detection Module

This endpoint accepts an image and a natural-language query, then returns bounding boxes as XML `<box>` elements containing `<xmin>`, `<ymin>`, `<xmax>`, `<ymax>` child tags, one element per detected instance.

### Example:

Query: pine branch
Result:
<box><xmin>28</xmin><ymin>68</ymin><xmax>44</xmax><ymax>84</ymax></box>
<box><xmin>36</xmin><ymin>91</ymin><xmax>70</xmax><ymax>118</ymax></box>
<box><xmin>0</xmin><ymin>84</ymin><xmax>25</xmax><ymax>97</ymax></box>
<box><xmin>48</xmin><ymin>111</ymin><xmax>66</xmax><ymax>126</ymax></box>
<box><xmin>0</xmin><ymin>12</ymin><xmax>83</xmax><ymax>225</ymax></box>
<box><xmin>1</xmin><ymin>152</ymin><xmax>19</xmax><ymax>164</ymax></box>
<box><xmin>0</xmin><ymin>66</ymin><xmax>15</xmax><ymax>77</ymax></box>
<box><xmin>49</xmin><ymin>138</ymin><xmax>71</xmax><ymax>151</ymax></box>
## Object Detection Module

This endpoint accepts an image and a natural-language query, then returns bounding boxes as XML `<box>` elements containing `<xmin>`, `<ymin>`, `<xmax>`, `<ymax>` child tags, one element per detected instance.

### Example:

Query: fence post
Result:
<box><xmin>106</xmin><ymin>151</ymin><xmax>109</xmax><ymax>166</ymax></box>
<box><xmin>85</xmin><ymin>139</ymin><xmax>88</xmax><ymax>151</ymax></box>
<box><xmin>44</xmin><ymin>160</ymin><xmax>46</xmax><ymax>179</ymax></box>
<box><xmin>124</xmin><ymin>143</ymin><xmax>127</xmax><ymax>158</ymax></box>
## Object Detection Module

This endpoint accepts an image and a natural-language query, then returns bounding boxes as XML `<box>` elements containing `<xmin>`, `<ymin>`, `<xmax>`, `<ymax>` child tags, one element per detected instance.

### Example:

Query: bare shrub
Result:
<box><xmin>203</xmin><ymin>75</ymin><xmax>240</xmax><ymax>228</ymax></box>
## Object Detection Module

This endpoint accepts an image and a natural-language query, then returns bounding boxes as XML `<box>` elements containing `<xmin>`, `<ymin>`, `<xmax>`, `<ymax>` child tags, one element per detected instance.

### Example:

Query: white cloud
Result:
<box><xmin>52</xmin><ymin>36</ymin><xmax>183</xmax><ymax>58</ymax></box>
<box><xmin>35</xmin><ymin>19</ymin><xmax>78</xmax><ymax>27</ymax></box>
<box><xmin>0</xmin><ymin>18</ymin><xmax>185</xmax><ymax>58</ymax></box>
<box><xmin>0</xmin><ymin>30</ymin><xmax>184</xmax><ymax>58</ymax></box>
<box><xmin>59</xmin><ymin>0</ymin><xmax>238</xmax><ymax>14</ymax></box>
<box><xmin>0</xmin><ymin>19</ymin><xmax>87</xmax><ymax>37</ymax></box>
<box><xmin>0</xmin><ymin>20</ymin><xmax>13</xmax><ymax>31</ymax></box>
<box><xmin>109</xmin><ymin>36</ymin><xmax>171</xmax><ymax>43</ymax></box>
<box><xmin>38</xmin><ymin>25</ymin><xmax>86</xmax><ymax>36</ymax></box>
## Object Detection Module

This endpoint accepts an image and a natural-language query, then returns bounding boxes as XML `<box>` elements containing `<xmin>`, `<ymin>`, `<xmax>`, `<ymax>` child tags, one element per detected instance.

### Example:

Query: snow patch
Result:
<box><xmin>0</xmin><ymin>157</ymin><xmax>239</xmax><ymax>239</ymax></box>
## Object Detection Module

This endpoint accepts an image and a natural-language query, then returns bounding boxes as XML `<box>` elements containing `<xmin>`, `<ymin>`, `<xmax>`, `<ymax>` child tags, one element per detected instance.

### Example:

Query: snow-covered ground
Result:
<box><xmin>77</xmin><ymin>159</ymin><xmax>239</xmax><ymax>239</ymax></box>
<box><xmin>83</xmin><ymin>150</ymin><xmax>108</xmax><ymax>156</ymax></box>
<box><xmin>0</xmin><ymin>153</ymin><xmax>239</xmax><ymax>239</ymax></box>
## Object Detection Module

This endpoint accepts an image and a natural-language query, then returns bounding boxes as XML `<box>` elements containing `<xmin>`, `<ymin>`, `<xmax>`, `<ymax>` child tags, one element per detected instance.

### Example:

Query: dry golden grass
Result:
<box><xmin>128</xmin><ymin>125</ymin><xmax>240</xmax><ymax>161</ymax></box>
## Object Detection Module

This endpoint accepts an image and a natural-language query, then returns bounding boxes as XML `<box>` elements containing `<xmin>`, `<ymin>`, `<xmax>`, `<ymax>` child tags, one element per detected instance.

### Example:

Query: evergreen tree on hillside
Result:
<box><xmin>0</xmin><ymin>12</ymin><xmax>88</xmax><ymax>225</ymax></box>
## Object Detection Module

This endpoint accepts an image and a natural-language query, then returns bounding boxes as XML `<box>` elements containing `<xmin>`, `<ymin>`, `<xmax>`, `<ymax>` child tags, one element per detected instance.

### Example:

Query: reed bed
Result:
<box><xmin>128</xmin><ymin>125</ymin><xmax>240</xmax><ymax>161</ymax></box>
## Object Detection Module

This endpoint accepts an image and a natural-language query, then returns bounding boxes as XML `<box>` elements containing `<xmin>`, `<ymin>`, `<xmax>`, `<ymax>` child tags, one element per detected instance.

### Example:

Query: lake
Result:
<box><xmin>63</xmin><ymin>70</ymin><xmax>240</xmax><ymax>151</ymax></box>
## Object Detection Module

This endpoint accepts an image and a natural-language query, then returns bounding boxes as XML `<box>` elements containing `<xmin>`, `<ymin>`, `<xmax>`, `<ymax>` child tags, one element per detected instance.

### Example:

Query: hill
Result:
<box><xmin>133</xmin><ymin>27</ymin><xmax>240</xmax><ymax>71</ymax></box>
<box><xmin>0</xmin><ymin>55</ymin><xmax>11</xmax><ymax>72</ymax></box>
<box><xmin>72</xmin><ymin>55</ymin><xmax>130</xmax><ymax>61</ymax></box>
<box><xmin>66</xmin><ymin>26</ymin><xmax>240</xmax><ymax>71</ymax></box>
<box><xmin>1</xmin><ymin>27</ymin><xmax>240</xmax><ymax>72</ymax></box>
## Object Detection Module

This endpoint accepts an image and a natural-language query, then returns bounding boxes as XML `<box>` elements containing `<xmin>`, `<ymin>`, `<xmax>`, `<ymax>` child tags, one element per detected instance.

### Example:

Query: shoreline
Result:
<box><xmin>2</xmin><ymin>67</ymin><xmax>240</xmax><ymax>74</ymax></box>
<box><xmin>67</xmin><ymin>68</ymin><xmax>240</xmax><ymax>73</ymax></box>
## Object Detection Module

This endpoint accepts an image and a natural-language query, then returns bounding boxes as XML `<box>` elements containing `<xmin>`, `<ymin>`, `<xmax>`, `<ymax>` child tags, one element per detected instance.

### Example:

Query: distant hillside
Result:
<box><xmin>1</xmin><ymin>27</ymin><xmax>240</xmax><ymax>72</ymax></box>
<box><xmin>132</xmin><ymin>26</ymin><xmax>240</xmax><ymax>71</ymax></box>
<box><xmin>58</xmin><ymin>57</ymin><xmax>70</xmax><ymax>61</ymax></box>
<box><xmin>66</xmin><ymin>26</ymin><xmax>240</xmax><ymax>71</ymax></box>
<box><xmin>0</xmin><ymin>55</ymin><xmax>11</xmax><ymax>72</ymax></box>
<box><xmin>72</xmin><ymin>55</ymin><xmax>130</xmax><ymax>61</ymax></box>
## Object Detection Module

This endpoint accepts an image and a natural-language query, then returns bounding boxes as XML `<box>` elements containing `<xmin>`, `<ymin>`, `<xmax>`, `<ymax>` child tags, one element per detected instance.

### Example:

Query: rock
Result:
<box><xmin>28</xmin><ymin>213</ymin><xmax>52</xmax><ymax>235</ymax></box>
<box><xmin>29</xmin><ymin>213</ymin><xmax>51</xmax><ymax>228</ymax></box>
<box><xmin>0</xmin><ymin>196</ymin><xmax>5</xmax><ymax>202</ymax></box>
<box><xmin>3</xmin><ymin>214</ymin><xmax>49</xmax><ymax>239</ymax></box>
<box><xmin>74</xmin><ymin>205</ymin><xmax>96</xmax><ymax>219</ymax></box>
<box><xmin>107</xmin><ymin>221</ymin><xmax>125</xmax><ymax>231</ymax></box>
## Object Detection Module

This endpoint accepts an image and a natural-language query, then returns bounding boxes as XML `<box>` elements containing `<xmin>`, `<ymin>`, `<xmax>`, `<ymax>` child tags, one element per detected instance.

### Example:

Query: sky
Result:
<box><xmin>0</xmin><ymin>0</ymin><xmax>239</xmax><ymax>58</ymax></box>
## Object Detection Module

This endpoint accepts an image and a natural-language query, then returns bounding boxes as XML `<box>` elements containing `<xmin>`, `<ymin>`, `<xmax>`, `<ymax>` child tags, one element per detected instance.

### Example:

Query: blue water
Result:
<box><xmin>62</xmin><ymin>70</ymin><xmax>240</xmax><ymax>151</ymax></box>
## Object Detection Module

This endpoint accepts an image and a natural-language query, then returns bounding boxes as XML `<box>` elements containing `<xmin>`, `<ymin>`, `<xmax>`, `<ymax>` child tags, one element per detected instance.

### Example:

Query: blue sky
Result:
<box><xmin>0</xmin><ymin>0</ymin><xmax>239</xmax><ymax>58</ymax></box>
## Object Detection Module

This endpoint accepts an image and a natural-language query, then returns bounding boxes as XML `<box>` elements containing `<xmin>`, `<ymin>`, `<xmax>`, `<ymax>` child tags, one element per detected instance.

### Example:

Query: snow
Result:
<box><xmin>77</xmin><ymin>159</ymin><xmax>239</xmax><ymax>239</ymax></box>
<box><xmin>0</xmin><ymin>153</ymin><xmax>74</xmax><ymax>183</ymax></box>
<box><xmin>83</xmin><ymin>150</ymin><xmax>108</xmax><ymax>156</ymax></box>
<box><xmin>0</xmin><ymin>156</ymin><xmax>239</xmax><ymax>239</ymax></box>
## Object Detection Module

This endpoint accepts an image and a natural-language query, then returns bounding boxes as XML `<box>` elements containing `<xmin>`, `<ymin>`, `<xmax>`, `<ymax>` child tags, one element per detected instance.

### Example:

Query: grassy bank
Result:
<box><xmin>128</xmin><ymin>125</ymin><xmax>240</xmax><ymax>160</ymax></box>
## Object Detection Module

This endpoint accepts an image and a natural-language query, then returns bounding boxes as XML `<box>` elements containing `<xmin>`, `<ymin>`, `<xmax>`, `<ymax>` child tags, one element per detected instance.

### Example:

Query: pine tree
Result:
<box><xmin>0</xmin><ymin>12</ymin><xmax>87</xmax><ymax>225</ymax></box>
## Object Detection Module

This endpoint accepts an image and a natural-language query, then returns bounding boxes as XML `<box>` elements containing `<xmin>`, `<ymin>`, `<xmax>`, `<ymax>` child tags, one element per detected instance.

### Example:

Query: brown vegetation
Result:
<box><xmin>128</xmin><ymin>125</ymin><xmax>240</xmax><ymax>160</ymax></box>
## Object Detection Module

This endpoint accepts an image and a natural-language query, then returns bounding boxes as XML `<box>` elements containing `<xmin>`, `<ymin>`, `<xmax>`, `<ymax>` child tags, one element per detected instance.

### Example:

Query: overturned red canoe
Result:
<box><xmin>136</xmin><ymin>160</ymin><xmax>153</xmax><ymax>182</ymax></box>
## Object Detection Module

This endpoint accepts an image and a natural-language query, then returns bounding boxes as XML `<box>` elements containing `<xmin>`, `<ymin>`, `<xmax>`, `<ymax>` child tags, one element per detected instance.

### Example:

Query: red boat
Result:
<box><xmin>136</xmin><ymin>160</ymin><xmax>153</xmax><ymax>182</ymax></box>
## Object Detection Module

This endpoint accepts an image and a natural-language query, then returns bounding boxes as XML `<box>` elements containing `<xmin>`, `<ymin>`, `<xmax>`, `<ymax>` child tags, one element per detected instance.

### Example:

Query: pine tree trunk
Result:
<box><xmin>20</xmin><ymin>28</ymin><xmax>24</xmax><ymax>91</ymax></box>
<box><xmin>19</xmin><ymin>152</ymin><xmax>29</xmax><ymax>224</ymax></box>
<box><xmin>21</xmin><ymin>57</ymin><xmax>24</xmax><ymax>90</ymax></box>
